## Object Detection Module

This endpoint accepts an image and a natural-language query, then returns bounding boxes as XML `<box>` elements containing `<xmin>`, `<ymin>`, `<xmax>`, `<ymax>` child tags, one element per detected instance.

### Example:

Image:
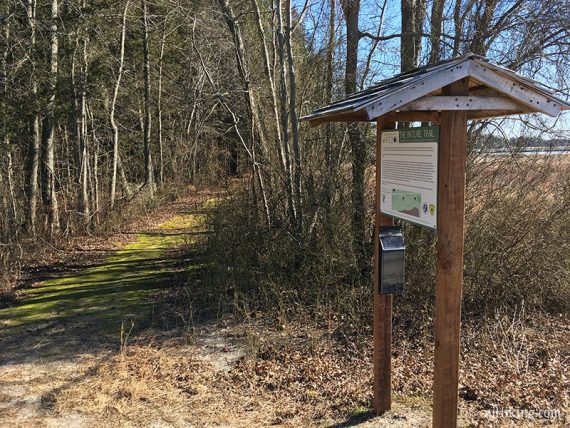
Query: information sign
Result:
<box><xmin>380</xmin><ymin>126</ymin><xmax>439</xmax><ymax>229</ymax></box>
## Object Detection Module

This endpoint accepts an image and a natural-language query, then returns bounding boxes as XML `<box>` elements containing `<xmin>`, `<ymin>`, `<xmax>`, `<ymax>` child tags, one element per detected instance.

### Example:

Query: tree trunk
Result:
<box><xmin>275</xmin><ymin>0</ymin><xmax>297</xmax><ymax>227</ymax></box>
<box><xmin>401</xmin><ymin>0</ymin><xmax>426</xmax><ymax>71</ymax></box>
<box><xmin>324</xmin><ymin>0</ymin><xmax>335</xmax><ymax>213</ymax></box>
<box><xmin>341</xmin><ymin>0</ymin><xmax>367</xmax><ymax>266</ymax></box>
<box><xmin>89</xmin><ymin>104</ymin><xmax>99</xmax><ymax>224</ymax></box>
<box><xmin>453</xmin><ymin>0</ymin><xmax>465</xmax><ymax>55</ymax></box>
<box><xmin>141</xmin><ymin>0</ymin><xmax>154</xmax><ymax>197</ymax></box>
<box><xmin>285</xmin><ymin>0</ymin><xmax>303</xmax><ymax>229</ymax></box>
<box><xmin>79</xmin><ymin>31</ymin><xmax>90</xmax><ymax>225</ymax></box>
<box><xmin>157</xmin><ymin>18</ymin><xmax>166</xmax><ymax>186</ymax></box>
<box><xmin>118</xmin><ymin>154</ymin><xmax>132</xmax><ymax>198</ymax></box>
<box><xmin>1</xmin><ymin>3</ymin><xmax>16</xmax><ymax>230</ymax></box>
<box><xmin>111</xmin><ymin>0</ymin><xmax>130</xmax><ymax>207</ymax></box>
<box><xmin>413</xmin><ymin>0</ymin><xmax>427</xmax><ymax>65</ymax></box>
<box><xmin>429</xmin><ymin>0</ymin><xmax>444</xmax><ymax>64</ymax></box>
<box><xmin>401</xmin><ymin>0</ymin><xmax>415</xmax><ymax>71</ymax></box>
<box><xmin>250</xmin><ymin>0</ymin><xmax>286</xmax><ymax>174</ymax></box>
<box><xmin>41</xmin><ymin>0</ymin><xmax>60</xmax><ymax>234</ymax></box>
<box><xmin>25</xmin><ymin>0</ymin><xmax>40</xmax><ymax>235</ymax></box>
<box><xmin>6</xmin><ymin>151</ymin><xmax>17</xmax><ymax>229</ymax></box>
<box><xmin>470</xmin><ymin>0</ymin><xmax>498</xmax><ymax>56</ymax></box>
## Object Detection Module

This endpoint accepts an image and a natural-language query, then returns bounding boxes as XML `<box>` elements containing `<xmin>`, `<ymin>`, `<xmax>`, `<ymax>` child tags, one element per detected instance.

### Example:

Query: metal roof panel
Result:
<box><xmin>301</xmin><ymin>54</ymin><xmax>570</xmax><ymax>124</ymax></box>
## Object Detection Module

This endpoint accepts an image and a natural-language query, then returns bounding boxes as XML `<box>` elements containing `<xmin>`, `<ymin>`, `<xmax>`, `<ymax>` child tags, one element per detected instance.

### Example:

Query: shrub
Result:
<box><xmin>202</xmin><ymin>151</ymin><xmax>570</xmax><ymax>334</ymax></box>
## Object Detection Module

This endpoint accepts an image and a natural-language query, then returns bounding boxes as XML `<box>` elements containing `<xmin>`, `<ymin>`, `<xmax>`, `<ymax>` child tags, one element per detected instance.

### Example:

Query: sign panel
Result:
<box><xmin>380</xmin><ymin>126</ymin><xmax>439</xmax><ymax>229</ymax></box>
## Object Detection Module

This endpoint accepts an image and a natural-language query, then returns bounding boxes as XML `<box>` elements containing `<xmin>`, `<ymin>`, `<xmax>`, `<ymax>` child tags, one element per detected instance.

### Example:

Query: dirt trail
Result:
<box><xmin>1</xmin><ymin>191</ymin><xmax>210</xmax><ymax>355</ymax></box>
<box><xmin>0</xmin><ymin>189</ymin><xmax>436</xmax><ymax>428</ymax></box>
<box><xmin>0</xmin><ymin>190</ymin><xmax>246</xmax><ymax>426</ymax></box>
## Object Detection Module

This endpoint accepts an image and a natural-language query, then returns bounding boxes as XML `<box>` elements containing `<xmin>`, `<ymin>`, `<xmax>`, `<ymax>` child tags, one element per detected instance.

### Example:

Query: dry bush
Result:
<box><xmin>0</xmin><ymin>244</ymin><xmax>21</xmax><ymax>304</ymax></box>
<box><xmin>396</xmin><ymin>150</ymin><xmax>570</xmax><ymax>325</ymax></box>
<box><xmin>462</xmin><ymin>152</ymin><xmax>570</xmax><ymax>315</ymax></box>
<box><xmin>203</xmin><ymin>178</ymin><xmax>373</xmax><ymax>330</ymax></box>
<box><xmin>203</xmin><ymin>149</ymin><xmax>569</xmax><ymax>335</ymax></box>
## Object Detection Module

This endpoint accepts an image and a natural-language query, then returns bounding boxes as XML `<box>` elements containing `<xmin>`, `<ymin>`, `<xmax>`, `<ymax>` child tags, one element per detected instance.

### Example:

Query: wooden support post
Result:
<box><xmin>433</xmin><ymin>78</ymin><xmax>469</xmax><ymax>428</ymax></box>
<box><xmin>373</xmin><ymin>118</ymin><xmax>395</xmax><ymax>414</ymax></box>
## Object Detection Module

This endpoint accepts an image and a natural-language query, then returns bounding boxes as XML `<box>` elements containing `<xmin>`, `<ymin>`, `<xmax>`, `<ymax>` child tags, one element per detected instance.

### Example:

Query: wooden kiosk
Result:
<box><xmin>302</xmin><ymin>54</ymin><xmax>570</xmax><ymax>427</ymax></box>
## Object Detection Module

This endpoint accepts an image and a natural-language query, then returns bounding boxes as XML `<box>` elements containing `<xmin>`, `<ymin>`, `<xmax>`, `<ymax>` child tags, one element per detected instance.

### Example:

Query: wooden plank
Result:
<box><xmin>470</xmin><ymin>61</ymin><xmax>560</xmax><ymax>117</ymax></box>
<box><xmin>373</xmin><ymin>118</ymin><xmax>395</xmax><ymax>415</ymax></box>
<box><xmin>383</xmin><ymin>111</ymin><xmax>440</xmax><ymax>123</ymax></box>
<box><xmin>365</xmin><ymin>61</ymin><xmax>472</xmax><ymax>119</ymax></box>
<box><xmin>399</xmin><ymin>96</ymin><xmax>524</xmax><ymax>112</ymax></box>
<box><xmin>478</xmin><ymin>59</ymin><xmax>570</xmax><ymax>110</ymax></box>
<box><xmin>467</xmin><ymin>110</ymin><xmax>528</xmax><ymax>120</ymax></box>
<box><xmin>433</xmin><ymin>78</ymin><xmax>469</xmax><ymax>428</ymax></box>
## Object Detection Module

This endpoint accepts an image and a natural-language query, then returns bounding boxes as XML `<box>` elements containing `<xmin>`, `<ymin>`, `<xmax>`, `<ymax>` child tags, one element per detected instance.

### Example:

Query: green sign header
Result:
<box><xmin>399</xmin><ymin>126</ymin><xmax>439</xmax><ymax>143</ymax></box>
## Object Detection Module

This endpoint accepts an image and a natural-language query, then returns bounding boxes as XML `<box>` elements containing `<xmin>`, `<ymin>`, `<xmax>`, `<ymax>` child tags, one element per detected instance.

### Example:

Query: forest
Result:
<box><xmin>0</xmin><ymin>0</ymin><xmax>569</xmax><ymax>426</ymax></box>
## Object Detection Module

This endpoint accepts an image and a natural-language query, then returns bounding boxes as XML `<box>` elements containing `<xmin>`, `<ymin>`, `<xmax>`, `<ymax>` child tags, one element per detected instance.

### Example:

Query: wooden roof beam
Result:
<box><xmin>470</xmin><ymin>61</ymin><xmax>561</xmax><ymax>116</ymax></box>
<box><xmin>382</xmin><ymin>111</ymin><xmax>441</xmax><ymax>123</ymax></box>
<box><xmin>399</xmin><ymin>96</ymin><xmax>525</xmax><ymax>112</ymax></box>
<box><xmin>467</xmin><ymin>110</ymin><xmax>530</xmax><ymax>120</ymax></box>
<box><xmin>364</xmin><ymin>61</ymin><xmax>472</xmax><ymax>119</ymax></box>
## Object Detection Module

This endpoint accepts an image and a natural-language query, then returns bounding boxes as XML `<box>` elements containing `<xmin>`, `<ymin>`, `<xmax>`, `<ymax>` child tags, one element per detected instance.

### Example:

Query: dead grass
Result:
<box><xmin>2</xmin><ymin>179</ymin><xmax>568</xmax><ymax>427</ymax></box>
<box><xmin>51</xmin><ymin>333</ymin><xmax>339</xmax><ymax>427</ymax></box>
<box><xmin>33</xmin><ymin>312</ymin><xmax>566</xmax><ymax>427</ymax></box>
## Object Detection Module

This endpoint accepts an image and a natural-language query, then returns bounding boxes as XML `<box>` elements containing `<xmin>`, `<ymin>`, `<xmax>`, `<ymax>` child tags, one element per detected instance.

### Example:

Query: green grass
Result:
<box><xmin>0</xmin><ymin>213</ymin><xmax>205</xmax><ymax>336</ymax></box>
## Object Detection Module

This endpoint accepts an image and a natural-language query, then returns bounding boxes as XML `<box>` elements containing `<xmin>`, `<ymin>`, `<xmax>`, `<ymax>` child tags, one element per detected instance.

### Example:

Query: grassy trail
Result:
<box><xmin>1</xmin><ymin>216</ymin><xmax>198</xmax><ymax>333</ymax></box>
<box><xmin>0</xmin><ymin>192</ymin><xmax>215</xmax><ymax>360</ymax></box>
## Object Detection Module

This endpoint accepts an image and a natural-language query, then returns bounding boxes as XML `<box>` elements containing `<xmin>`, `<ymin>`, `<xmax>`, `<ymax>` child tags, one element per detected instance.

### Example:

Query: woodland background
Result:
<box><xmin>1</xmin><ymin>0</ymin><xmax>569</xmax><ymax>322</ymax></box>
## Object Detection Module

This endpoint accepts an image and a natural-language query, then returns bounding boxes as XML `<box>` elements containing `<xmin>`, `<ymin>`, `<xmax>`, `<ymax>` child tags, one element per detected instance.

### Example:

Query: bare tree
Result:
<box><xmin>217</xmin><ymin>0</ymin><xmax>272</xmax><ymax>225</ymax></box>
<box><xmin>41</xmin><ymin>0</ymin><xmax>60</xmax><ymax>234</ymax></box>
<box><xmin>285</xmin><ymin>0</ymin><xmax>303</xmax><ymax>228</ymax></box>
<box><xmin>324</xmin><ymin>0</ymin><xmax>336</xmax><ymax>213</ymax></box>
<box><xmin>1</xmin><ymin>2</ymin><xmax>17</xmax><ymax>231</ymax></box>
<box><xmin>110</xmin><ymin>0</ymin><xmax>130</xmax><ymax>207</ymax></box>
<box><xmin>250</xmin><ymin>0</ymin><xmax>286</xmax><ymax>173</ymax></box>
<box><xmin>25</xmin><ymin>0</ymin><xmax>40</xmax><ymax>235</ymax></box>
<box><xmin>141</xmin><ymin>0</ymin><xmax>154</xmax><ymax>197</ymax></box>
<box><xmin>340</xmin><ymin>0</ymin><xmax>367</xmax><ymax>265</ymax></box>
<box><xmin>78</xmin><ymin>2</ymin><xmax>90</xmax><ymax>225</ymax></box>
<box><xmin>275</xmin><ymin>0</ymin><xmax>297</xmax><ymax>226</ymax></box>
<box><xmin>157</xmin><ymin>14</ymin><xmax>167</xmax><ymax>186</ymax></box>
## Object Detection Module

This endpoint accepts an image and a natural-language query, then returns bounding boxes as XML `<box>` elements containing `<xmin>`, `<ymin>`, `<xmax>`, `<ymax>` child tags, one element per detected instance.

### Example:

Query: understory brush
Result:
<box><xmin>203</xmin><ymin>181</ymin><xmax>372</xmax><ymax>333</ymax></box>
<box><xmin>0</xmin><ymin>182</ymin><xmax>187</xmax><ymax>303</ymax></box>
<box><xmin>204</xmin><ymin>153</ymin><xmax>570</xmax><ymax>334</ymax></box>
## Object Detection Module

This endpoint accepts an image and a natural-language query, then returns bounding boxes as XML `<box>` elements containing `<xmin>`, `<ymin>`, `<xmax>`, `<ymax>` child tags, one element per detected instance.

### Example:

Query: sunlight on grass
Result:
<box><xmin>203</xmin><ymin>197</ymin><xmax>221</xmax><ymax>208</ymax></box>
<box><xmin>0</xmin><ymin>209</ymin><xmax>206</xmax><ymax>334</ymax></box>
<box><xmin>160</xmin><ymin>213</ymin><xmax>205</xmax><ymax>230</ymax></box>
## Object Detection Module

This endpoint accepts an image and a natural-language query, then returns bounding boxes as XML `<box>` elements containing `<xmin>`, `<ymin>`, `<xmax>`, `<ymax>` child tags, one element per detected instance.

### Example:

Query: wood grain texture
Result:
<box><xmin>399</xmin><ymin>95</ymin><xmax>523</xmax><ymax>111</ymax></box>
<box><xmin>373</xmin><ymin>118</ymin><xmax>395</xmax><ymax>415</ymax></box>
<box><xmin>470</xmin><ymin>62</ymin><xmax>560</xmax><ymax>116</ymax></box>
<box><xmin>365</xmin><ymin>62</ymin><xmax>471</xmax><ymax>119</ymax></box>
<box><xmin>432</xmin><ymin>78</ymin><xmax>469</xmax><ymax>428</ymax></box>
<box><xmin>383</xmin><ymin>111</ymin><xmax>441</xmax><ymax>123</ymax></box>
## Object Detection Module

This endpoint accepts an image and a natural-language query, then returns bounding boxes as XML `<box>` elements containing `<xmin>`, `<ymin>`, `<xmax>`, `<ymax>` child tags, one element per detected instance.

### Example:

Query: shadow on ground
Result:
<box><xmin>0</xmin><ymin>206</ymin><xmax>212</xmax><ymax>366</ymax></box>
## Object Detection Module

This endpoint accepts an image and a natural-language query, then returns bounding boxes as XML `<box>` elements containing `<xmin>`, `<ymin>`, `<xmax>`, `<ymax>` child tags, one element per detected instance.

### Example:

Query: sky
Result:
<box><xmin>295</xmin><ymin>0</ymin><xmax>570</xmax><ymax>139</ymax></box>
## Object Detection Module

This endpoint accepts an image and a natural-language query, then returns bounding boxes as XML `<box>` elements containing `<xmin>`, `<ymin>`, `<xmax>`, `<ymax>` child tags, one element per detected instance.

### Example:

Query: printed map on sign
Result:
<box><xmin>380</xmin><ymin>126</ymin><xmax>439</xmax><ymax>229</ymax></box>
